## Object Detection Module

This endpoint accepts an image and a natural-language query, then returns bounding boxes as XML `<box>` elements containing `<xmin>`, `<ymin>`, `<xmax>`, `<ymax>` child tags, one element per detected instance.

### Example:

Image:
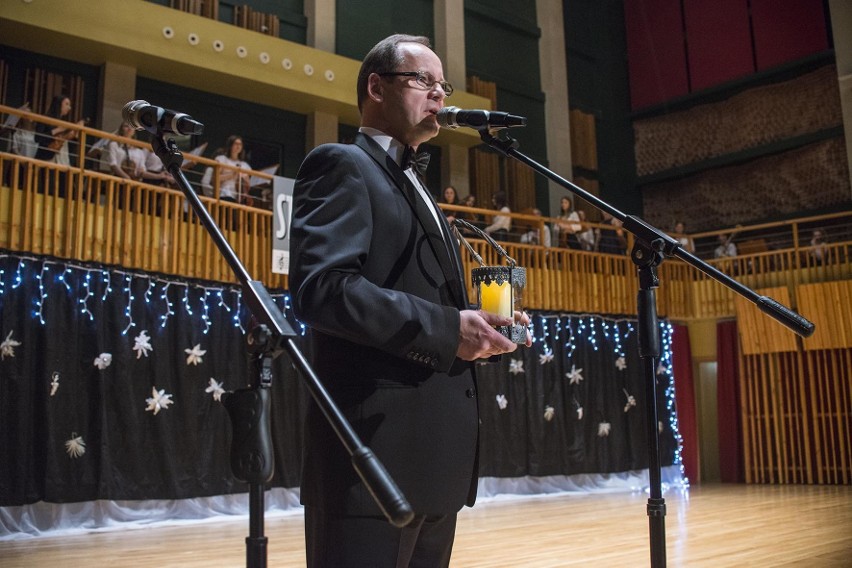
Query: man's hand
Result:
<box><xmin>457</xmin><ymin>309</ymin><xmax>530</xmax><ymax>361</ymax></box>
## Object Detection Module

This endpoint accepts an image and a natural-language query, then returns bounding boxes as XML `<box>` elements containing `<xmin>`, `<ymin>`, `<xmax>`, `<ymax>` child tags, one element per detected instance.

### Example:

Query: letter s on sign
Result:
<box><xmin>275</xmin><ymin>193</ymin><xmax>289</xmax><ymax>240</ymax></box>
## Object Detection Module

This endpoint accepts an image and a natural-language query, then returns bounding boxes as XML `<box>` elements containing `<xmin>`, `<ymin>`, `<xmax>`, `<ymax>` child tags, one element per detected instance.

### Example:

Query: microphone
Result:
<box><xmin>122</xmin><ymin>100</ymin><xmax>204</xmax><ymax>136</ymax></box>
<box><xmin>436</xmin><ymin>106</ymin><xmax>526</xmax><ymax>130</ymax></box>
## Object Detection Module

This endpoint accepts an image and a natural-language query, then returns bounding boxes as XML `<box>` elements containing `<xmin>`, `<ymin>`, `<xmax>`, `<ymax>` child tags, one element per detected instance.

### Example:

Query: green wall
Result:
<box><xmin>564</xmin><ymin>0</ymin><xmax>640</xmax><ymax>216</ymax></box>
<box><xmin>137</xmin><ymin>78</ymin><xmax>306</xmax><ymax>178</ymax></box>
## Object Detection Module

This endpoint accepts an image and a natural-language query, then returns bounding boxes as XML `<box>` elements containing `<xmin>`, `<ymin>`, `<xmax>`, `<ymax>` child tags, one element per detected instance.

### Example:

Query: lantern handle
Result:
<box><xmin>452</xmin><ymin>218</ymin><xmax>517</xmax><ymax>267</ymax></box>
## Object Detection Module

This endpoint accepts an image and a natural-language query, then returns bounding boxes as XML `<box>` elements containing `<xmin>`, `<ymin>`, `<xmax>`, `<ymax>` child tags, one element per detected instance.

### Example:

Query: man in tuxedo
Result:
<box><xmin>290</xmin><ymin>34</ymin><xmax>529</xmax><ymax>567</ymax></box>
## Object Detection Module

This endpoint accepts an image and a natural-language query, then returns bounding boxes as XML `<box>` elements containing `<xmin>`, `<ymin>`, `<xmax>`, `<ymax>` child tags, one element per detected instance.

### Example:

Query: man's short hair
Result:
<box><xmin>357</xmin><ymin>34</ymin><xmax>432</xmax><ymax>112</ymax></box>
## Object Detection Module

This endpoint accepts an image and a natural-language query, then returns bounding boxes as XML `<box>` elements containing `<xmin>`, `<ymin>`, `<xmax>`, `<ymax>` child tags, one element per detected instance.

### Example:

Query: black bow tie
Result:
<box><xmin>401</xmin><ymin>146</ymin><xmax>430</xmax><ymax>178</ymax></box>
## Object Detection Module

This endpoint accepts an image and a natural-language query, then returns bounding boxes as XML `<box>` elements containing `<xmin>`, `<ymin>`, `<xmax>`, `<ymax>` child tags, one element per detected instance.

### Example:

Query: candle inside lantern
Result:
<box><xmin>480</xmin><ymin>280</ymin><xmax>512</xmax><ymax>318</ymax></box>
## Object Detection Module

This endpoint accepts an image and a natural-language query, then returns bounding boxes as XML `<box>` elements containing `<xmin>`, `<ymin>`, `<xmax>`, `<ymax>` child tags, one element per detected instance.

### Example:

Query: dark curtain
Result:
<box><xmin>0</xmin><ymin>254</ymin><xmax>307</xmax><ymax>506</ymax></box>
<box><xmin>671</xmin><ymin>324</ymin><xmax>699</xmax><ymax>483</ymax></box>
<box><xmin>716</xmin><ymin>320</ymin><xmax>744</xmax><ymax>483</ymax></box>
<box><xmin>1</xmin><ymin>253</ymin><xmax>680</xmax><ymax>506</ymax></box>
<box><xmin>476</xmin><ymin>315</ymin><xmax>678</xmax><ymax>478</ymax></box>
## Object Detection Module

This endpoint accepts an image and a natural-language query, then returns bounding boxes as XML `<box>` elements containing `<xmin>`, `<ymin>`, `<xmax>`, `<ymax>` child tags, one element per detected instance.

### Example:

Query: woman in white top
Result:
<box><xmin>484</xmin><ymin>190</ymin><xmax>511</xmax><ymax>240</ymax></box>
<box><xmin>554</xmin><ymin>196</ymin><xmax>582</xmax><ymax>249</ymax></box>
<box><xmin>213</xmin><ymin>135</ymin><xmax>252</xmax><ymax>203</ymax></box>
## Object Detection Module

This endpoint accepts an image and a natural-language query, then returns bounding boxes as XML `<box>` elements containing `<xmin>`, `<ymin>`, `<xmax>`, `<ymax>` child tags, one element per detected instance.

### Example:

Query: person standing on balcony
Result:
<box><xmin>213</xmin><ymin>135</ymin><xmax>252</xmax><ymax>204</ymax></box>
<box><xmin>290</xmin><ymin>33</ymin><xmax>529</xmax><ymax>567</ymax></box>
<box><xmin>34</xmin><ymin>95</ymin><xmax>85</xmax><ymax>197</ymax></box>
<box><xmin>554</xmin><ymin>196</ymin><xmax>581</xmax><ymax>249</ymax></box>
<box><xmin>34</xmin><ymin>95</ymin><xmax>84</xmax><ymax>166</ymax></box>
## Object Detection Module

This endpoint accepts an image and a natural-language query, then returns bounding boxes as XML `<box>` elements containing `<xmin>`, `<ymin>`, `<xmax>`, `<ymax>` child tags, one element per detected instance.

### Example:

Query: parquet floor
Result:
<box><xmin>1</xmin><ymin>484</ymin><xmax>850</xmax><ymax>567</ymax></box>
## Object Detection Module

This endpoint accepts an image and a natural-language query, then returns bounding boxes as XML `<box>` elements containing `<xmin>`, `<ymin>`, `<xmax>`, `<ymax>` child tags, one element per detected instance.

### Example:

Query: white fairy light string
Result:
<box><xmin>0</xmin><ymin>254</ymin><xmax>298</xmax><ymax>335</ymax></box>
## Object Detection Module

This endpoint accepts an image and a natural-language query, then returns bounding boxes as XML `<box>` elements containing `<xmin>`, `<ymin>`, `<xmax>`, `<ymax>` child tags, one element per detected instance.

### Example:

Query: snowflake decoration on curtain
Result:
<box><xmin>566</xmin><ymin>364</ymin><xmax>584</xmax><ymax>385</ymax></box>
<box><xmin>1</xmin><ymin>330</ymin><xmax>22</xmax><ymax>359</ymax></box>
<box><xmin>93</xmin><ymin>353</ymin><xmax>112</xmax><ymax>370</ymax></box>
<box><xmin>623</xmin><ymin>388</ymin><xmax>637</xmax><ymax>413</ymax></box>
<box><xmin>145</xmin><ymin>387</ymin><xmax>174</xmax><ymax>415</ymax></box>
<box><xmin>544</xmin><ymin>405</ymin><xmax>555</xmax><ymax>422</ymax></box>
<box><xmin>496</xmin><ymin>394</ymin><xmax>508</xmax><ymax>410</ymax></box>
<box><xmin>539</xmin><ymin>349</ymin><xmax>554</xmax><ymax>365</ymax></box>
<box><xmin>133</xmin><ymin>331</ymin><xmax>153</xmax><ymax>359</ymax></box>
<box><xmin>65</xmin><ymin>433</ymin><xmax>86</xmax><ymax>458</ymax></box>
<box><xmin>509</xmin><ymin>359</ymin><xmax>524</xmax><ymax>375</ymax></box>
<box><xmin>50</xmin><ymin>372</ymin><xmax>60</xmax><ymax>396</ymax></box>
<box><xmin>615</xmin><ymin>356</ymin><xmax>627</xmax><ymax>370</ymax></box>
<box><xmin>656</xmin><ymin>362</ymin><xmax>668</xmax><ymax>375</ymax></box>
<box><xmin>597</xmin><ymin>422</ymin><xmax>611</xmax><ymax>437</ymax></box>
<box><xmin>206</xmin><ymin>378</ymin><xmax>225</xmax><ymax>401</ymax></box>
<box><xmin>185</xmin><ymin>344</ymin><xmax>206</xmax><ymax>366</ymax></box>
<box><xmin>577</xmin><ymin>406</ymin><xmax>584</xmax><ymax>420</ymax></box>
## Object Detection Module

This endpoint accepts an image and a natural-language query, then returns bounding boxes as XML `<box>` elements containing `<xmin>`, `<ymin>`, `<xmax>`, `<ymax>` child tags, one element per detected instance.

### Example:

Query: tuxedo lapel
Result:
<box><xmin>355</xmin><ymin>134</ymin><xmax>467</xmax><ymax>309</ymax></box>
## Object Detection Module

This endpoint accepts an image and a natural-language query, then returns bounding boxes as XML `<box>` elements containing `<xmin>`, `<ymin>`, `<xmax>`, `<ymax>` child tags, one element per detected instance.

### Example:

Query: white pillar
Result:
<box><xmin>536</xmin><ymin>0</ymin><xmax>573</xmax><ymax>216</ymax></box>
<box><xmin>305</xmin><ymin>0</ymin><xmax>335</xmax><ymax>52</ymax></box>
<box><xmin>435</xmin><ymin>0</ymin><xmax>470</xmax><ymax>198</ymax></box>
<box><xmin>98</xmin><ymin>61</ymin><xmax>136</xmax><ymax>131</ymax></box>
<box><xmin>306</xmin><ymin>111</ymin><xmax>338</xmax><ymax>151</ymax></box>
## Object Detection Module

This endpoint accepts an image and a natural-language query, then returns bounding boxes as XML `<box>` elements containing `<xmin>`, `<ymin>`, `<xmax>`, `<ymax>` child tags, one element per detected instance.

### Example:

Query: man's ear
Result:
<box><xmin>367</xmin><ymin>73</ymin><xmax>384</xmax><ymax>103</ymax></box>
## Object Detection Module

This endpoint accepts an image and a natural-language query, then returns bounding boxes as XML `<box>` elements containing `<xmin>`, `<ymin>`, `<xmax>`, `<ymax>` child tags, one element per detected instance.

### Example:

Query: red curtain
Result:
<box><xmin>717</xmin><ymin>321</ymin><xmax>744</xmax><ymax>483</ymax></box>
<box><xmin>671</xmin><ymin>324</ymin><xmax>699</xmax><ymax>483</ymax></box>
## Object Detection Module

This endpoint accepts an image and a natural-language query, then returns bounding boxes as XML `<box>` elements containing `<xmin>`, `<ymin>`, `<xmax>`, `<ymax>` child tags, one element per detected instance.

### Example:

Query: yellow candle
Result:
<box><xmin>480</xmin><ymin>281</ymin><xmax>512</xmax><ymax>318</ymax></box>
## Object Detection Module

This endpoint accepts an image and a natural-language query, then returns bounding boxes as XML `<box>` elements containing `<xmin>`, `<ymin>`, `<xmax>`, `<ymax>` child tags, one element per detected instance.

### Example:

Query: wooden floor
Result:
<box><xmin>1</xmin><ymin>484</ymin><xmax>850</xmax><ymax>567</ymax></box>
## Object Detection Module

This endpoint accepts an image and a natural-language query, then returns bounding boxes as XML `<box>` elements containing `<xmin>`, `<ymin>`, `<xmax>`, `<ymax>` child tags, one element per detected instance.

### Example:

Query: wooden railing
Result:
<box><xmin>2</xmin><ymin>104</ymin><xmax>850</xmax><ymax>318</ymax></box>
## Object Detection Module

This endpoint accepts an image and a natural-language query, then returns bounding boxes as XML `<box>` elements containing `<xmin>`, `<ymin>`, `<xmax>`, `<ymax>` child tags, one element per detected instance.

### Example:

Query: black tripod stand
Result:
<box><xmin>475</xmin><ymin>128</ymin><xmax>815</xmax><ymax>567</ymax></box>
<box><xmin>148</xmin><ymin>133</ymin><xmax>414</xmax><ymax>568</ymax></box>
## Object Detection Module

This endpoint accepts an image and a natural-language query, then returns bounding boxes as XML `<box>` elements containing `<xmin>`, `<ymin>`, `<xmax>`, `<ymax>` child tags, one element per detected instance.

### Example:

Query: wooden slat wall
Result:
<box><xmin>569</xmin><ymin>108</ymin><xmax>597</xmax><ymax>171</ymax></box>
<box><xmin>234</xmin><ymin>5</ymin><xmax>280</xmax><ymax>37</ymax></box>
<box><xmin>170</xmin><ymin>0</ymin><xmax>218</xmax><ymax>20</ymax></box>
<box><xmin>737</xmin><ymin>282</ymin><xmax>852</xmax><ymax>485</ymax></box>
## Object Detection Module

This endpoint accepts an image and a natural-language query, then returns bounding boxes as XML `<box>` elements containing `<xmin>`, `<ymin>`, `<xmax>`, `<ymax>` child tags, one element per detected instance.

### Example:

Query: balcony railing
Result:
<box><xmin>2</xmin><ymin>104</ymin><xmax>849</xmax><ymax>320</ymax></box>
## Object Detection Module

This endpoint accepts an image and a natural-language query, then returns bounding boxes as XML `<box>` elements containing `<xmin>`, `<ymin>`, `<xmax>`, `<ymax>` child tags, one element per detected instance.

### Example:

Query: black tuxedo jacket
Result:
<box><xmin>290</xmin><ymin>133</ymin><xmax>479</xmax><ymax>516</ymax></box>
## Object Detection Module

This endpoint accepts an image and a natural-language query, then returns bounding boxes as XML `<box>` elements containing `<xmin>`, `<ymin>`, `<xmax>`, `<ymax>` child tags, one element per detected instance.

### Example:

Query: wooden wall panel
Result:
<box><xmin>798</xmin><ymin>281</ymin><xmax>852</xmax><ymax>350</ymax></box>
<box><xmin>734</xmin><ymin>286</ymin><xmax>798</xmax><ymax>355</ymax></box>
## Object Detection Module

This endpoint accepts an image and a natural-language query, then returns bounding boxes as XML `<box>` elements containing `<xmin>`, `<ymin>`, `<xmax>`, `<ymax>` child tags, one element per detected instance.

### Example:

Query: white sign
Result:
<box><xmin>272</xmin><ymin>176</ymin><xmax>295</xmax><ymax>274</ymax></box>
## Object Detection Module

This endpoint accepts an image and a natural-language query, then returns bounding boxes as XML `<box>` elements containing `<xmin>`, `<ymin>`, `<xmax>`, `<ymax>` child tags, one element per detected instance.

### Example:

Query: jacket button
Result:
<box><xmin>466</xmin><ymin>388</ymin><xmax>475</xmax><ymax>398</ymax></box>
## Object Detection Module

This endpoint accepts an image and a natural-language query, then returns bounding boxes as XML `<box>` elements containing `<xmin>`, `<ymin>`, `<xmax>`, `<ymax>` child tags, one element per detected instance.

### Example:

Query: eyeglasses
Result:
<box><xmin>378</xmin><ymin>71</ymin><xmax>454</xmax><ymax>97</ymax></box>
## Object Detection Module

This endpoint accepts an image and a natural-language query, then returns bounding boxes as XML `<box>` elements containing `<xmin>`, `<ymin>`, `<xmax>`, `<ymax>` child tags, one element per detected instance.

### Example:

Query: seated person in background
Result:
<box><xmin>673</xmin><ymin>220</ymin><xmax>695</xmax><ymax>253</ymax></box>
<box><xmin>554</xmin><ymin>196</ymin><xmax>581</xmax><ymax>249</ymax></box>
<box><xmin>519</xmin><ymin>208</ymin><xmax>551</xmax><ymax>246</ymax></box>
<box><xmin>483</xmin><ymin>190</ymin><xmax>511</xmax><ymax>240</ymax></box>
<box><xmin>714</xmin><ymin>233</ymin><xmax>737</xmax><ymax>258</ymax></box>
<box><xmin>597</xmin><ymin>211</ymin><xmax>627</xmax><ymax>255</ymax></box>
<box><xmin>440</xmin><ymin>184</ymin><xmax>460</xmax><ymax>223</ymax></box>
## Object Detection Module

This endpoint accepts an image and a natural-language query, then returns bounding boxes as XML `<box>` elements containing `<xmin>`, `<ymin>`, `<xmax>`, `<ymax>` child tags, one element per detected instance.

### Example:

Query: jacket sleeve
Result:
<box><xmin>289</xmin><ymin>145</ymin><xmax>461</xmax><ymax>373</ymax></box>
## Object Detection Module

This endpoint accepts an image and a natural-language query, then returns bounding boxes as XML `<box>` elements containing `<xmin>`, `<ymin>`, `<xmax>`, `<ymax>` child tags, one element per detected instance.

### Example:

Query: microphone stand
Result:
<box><xmin>474</xmin><ymin>128</ymin><xmax>814</xmax><ymax>568</ymax></box>
<box><xmin>149</xmin><ymin>134</ymin><xmax>414</xmax><ymax>568</ymax></box>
